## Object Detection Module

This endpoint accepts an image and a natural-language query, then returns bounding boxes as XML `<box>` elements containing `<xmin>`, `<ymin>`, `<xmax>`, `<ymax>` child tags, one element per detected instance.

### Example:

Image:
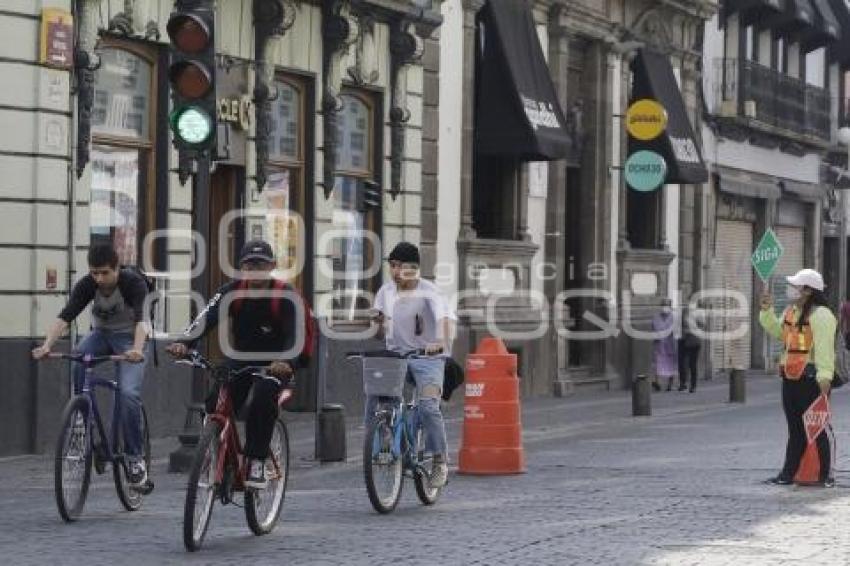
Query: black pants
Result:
<box><xmin>207</xmin><ymin>367</ymin><xmax>283</xmax><ymax>460</ymax></box>
<box><xmin>780</xmin><ymin>375</ymin><xmax>832</xmax><ymax>481</ymax></box>
<box><xmin>677</xmin><ymin>340</ymin><xmax>700</xmax><ymax>390</ymax></box>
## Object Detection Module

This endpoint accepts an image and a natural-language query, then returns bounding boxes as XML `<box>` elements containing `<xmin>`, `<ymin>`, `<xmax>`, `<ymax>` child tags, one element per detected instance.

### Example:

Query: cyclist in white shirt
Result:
<box><xmin>372</xmin><ymin>242</ymin><xmax>454</xmax><ymax>487</ymax></box>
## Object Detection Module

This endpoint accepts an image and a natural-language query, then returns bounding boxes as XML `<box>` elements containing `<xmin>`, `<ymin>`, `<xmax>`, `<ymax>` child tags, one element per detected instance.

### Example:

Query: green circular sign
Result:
<box><xmin>174</xmin><ymin>107</ymin><xmax>213</xmax><ymax>145</ymax></box>
<box><xmin>625</xmin><ymin>150</ymin><xmax>667</xmax><ymax>192</ymax></box>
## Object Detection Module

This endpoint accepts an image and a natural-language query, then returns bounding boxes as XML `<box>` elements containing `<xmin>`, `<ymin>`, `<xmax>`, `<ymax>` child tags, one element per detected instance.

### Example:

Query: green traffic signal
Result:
<box><xmin>169</xmin><ymin>106</ymin><xmax>214</xmax><ymax>147</ymax></box>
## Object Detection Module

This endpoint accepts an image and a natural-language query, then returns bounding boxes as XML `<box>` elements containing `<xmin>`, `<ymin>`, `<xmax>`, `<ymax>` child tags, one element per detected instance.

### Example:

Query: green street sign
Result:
<box><xmin>751</xmin><ymin>228</ymin><xmax>784</xmax><ymax>282</ymax></box>
<box><xmin>624</xmin><ymin>150</ymin><xmax>667</xmax><ymax>192</ymax></box>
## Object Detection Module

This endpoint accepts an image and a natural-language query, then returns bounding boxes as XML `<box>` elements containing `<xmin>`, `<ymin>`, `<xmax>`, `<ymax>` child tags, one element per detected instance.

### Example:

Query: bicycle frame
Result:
<box><xmin>76</xmin><ymin>361</ymin><xmax>126</xmax><ymax>467</ymax></box>
<box><xmin>203</xmin><ymin>368</ymin><xmax>293</xmax><ymax>497</ymax></box>
<box><xmin>207</xmin><ymin>385</ymin><xmax>246</xmax><ymax>493</ymax></box>
<box><xmin>373</xmin><ymin>397</ymin><xmax>426</xmax><ymax>474</ymax></box>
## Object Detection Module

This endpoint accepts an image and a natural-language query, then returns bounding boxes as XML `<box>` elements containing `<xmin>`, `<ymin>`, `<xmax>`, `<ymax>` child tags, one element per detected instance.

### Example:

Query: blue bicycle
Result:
<box><xmin>348</xmin><ymin>350</ymin><xmax>442</xmax><ymax>514</ymax></box>
<box><xmin>44</xmin><ymin>352</ymin><xmax>152</xmax><ymax>522</ymax></box>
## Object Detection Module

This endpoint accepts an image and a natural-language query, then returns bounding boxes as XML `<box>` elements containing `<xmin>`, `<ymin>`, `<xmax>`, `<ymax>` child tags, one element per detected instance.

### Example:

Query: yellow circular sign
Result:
<box><xmin>626</xmin><ymin>99</ymin><xmax>668</xmax><ymax>141</ymax></box>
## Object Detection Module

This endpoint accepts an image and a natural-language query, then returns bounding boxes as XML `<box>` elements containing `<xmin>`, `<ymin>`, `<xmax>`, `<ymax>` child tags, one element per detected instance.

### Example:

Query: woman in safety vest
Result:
<box><xmin>759</xmin><ymin>268</ymin><xmax>836</xmax><ymax>487</ymax></box>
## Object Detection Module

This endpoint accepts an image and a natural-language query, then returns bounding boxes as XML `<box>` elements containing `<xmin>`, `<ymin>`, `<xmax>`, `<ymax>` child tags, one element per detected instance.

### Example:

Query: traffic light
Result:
<box><xmin>361</xmin><ymin>180</ymin><xmax>382</xmax><ymax>210</ymax></box>
<box><xmin>167</xmin><ymin>0</ymin><xmax>216</xmax><ymax>154</ymax></box>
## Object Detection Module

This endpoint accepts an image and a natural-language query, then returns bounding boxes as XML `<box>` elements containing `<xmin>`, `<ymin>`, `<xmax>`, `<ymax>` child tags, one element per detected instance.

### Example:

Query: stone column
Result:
<box><xmin>458</xmin><ymin>0</ymin><xmax>484</xmax><ymax>241</ymax></box>
<box><xmin>546</xmin><ymin>11</ymin><xmax>572</xmax><ymax>394</ymax></box>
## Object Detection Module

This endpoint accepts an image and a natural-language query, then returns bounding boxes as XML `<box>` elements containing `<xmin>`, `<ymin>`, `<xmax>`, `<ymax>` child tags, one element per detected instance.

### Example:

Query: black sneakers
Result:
<box><xmin>765</xmin><ymin>474</ymin><xmax>793</xmax><ymax>485</ymax></box>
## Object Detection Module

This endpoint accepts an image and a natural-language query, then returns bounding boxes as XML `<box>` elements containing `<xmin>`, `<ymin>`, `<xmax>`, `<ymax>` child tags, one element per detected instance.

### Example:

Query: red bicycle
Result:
<box><xmin>176</xmin><ymin>350</ymin><xmax>293</xmax><ymax>552</ymax></box>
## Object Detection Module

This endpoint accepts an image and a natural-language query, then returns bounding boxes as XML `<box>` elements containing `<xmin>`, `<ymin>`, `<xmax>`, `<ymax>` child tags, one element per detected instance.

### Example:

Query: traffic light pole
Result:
<box><xmin>168</xmin><ymin>155</ymin><xmax>211</xmax><ymax>473</ymax></box>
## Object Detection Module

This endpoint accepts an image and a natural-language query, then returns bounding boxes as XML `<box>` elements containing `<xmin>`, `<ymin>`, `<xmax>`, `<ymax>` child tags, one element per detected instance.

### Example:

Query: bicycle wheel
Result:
<box><xmin>245</xmin><ymin>419</ymin><xmax>289</xmax><ymax>535</ymax></box>
<box><xmin>363</xmin><ymin>414</ymin><xmax>403</xmax><ymax>514</ymax></box>
<box><xmin>54</xmin><ymin>396</ymin><xmax>93</xmax><ymax>522</ymax></box>
<box><xmin>114</xmin><ymin>405</ymin><xmax>151</xmax><ymax>511</ymax></box>
<box><xmin>183</xmin><ymin>421</ymin><xmax>221</xmax><ymax>552</ymax></box>
<box><xmin>413</xmin><ymin>425</ymin><xmax>441</xmax><ymax>506</ymax></box>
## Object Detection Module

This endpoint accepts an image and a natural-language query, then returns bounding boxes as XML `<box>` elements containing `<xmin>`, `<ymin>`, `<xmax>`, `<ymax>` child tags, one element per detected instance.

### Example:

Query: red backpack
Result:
<box><xmin>229</xmin><ymin>278</ymin><xmax>316</xmax><ymax>358</ymax></box>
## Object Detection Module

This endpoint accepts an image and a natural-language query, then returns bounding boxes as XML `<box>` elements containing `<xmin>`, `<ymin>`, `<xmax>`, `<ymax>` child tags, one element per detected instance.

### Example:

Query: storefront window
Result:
<box><xmin>90</xmin><ymin>146</ymin><xmax>144</xmax><ymax>265</ymax></box>
<box><xmin>92</xmin><ymin>48</ymin><xmax>151</xmax><ymax>139</ymax></box>
<box><xmin>265</xmin><ymin>170</ymin><xmax>300</xmax><ymax>275</ymax></box>
<box><xmin>333</xmin><ymin>93</ymin><xmax>376</xmax><ymax>319</ymax></box>
<box><xmin>88</xmin><ymin>43</ymin><xmax>155</xmax><ymax>265</ymax></box>
<box><xmin>270</xmin><ymin>81</ymin><xmax>300</xmax><ymax>161</ymax></box>
<box><xmin>266</xmin><ymin>76</ymin><xmax>307</xmax><ymax>291</ymax></box>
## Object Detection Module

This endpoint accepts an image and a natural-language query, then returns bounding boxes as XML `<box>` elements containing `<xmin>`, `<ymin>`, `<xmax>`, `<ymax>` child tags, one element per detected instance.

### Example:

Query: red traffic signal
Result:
<box><xmin>167</xmin><ymin>14</ymin><xmax>211</xmax><ymax>54</ymax></box>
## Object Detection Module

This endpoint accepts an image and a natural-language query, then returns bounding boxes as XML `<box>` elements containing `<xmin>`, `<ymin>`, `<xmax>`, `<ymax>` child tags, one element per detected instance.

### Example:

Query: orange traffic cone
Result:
<box><xmin>458</xmin><ymin>337</ymin><xmax>525</xmax><ymax>474</ymax></box>
<box><xmin>794</xmin><ymin>443</ymin><xmax>821</xmax><ymax>485</ymax></box>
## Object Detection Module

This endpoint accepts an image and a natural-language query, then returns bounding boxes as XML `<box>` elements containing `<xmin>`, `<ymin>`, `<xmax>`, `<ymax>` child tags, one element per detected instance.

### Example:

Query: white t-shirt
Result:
<box><xmin>374</xmin><ymin>278</ymin><xmax>453</xmax><ymax>353</ymax></box>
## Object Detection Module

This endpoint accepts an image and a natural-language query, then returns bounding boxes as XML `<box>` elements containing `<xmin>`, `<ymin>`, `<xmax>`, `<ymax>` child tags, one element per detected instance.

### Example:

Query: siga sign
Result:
<box><xmin>751</xmin><ymin>228</ymin><xmax>784</xmax><ymax>283</ymax></box>
<box><xmin>626</xmin><ymin>99</ymin><xmax>668</xmax><ymax>141</ymax></box>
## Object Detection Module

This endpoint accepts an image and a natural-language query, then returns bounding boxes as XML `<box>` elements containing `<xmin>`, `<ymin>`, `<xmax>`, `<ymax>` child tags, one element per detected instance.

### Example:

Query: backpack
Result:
<box><xmin>121</xmin><ymin>266</ymin><xmax>161</xmax><ymax>366</ymax></box>
<box><xmin>230</xmin><ymin>278</ymin><xmax>316</xmax><ymax>360</ymax></box>
<box><xmin>442</xmin><ymin>357</ymin><xmax>465</xmax><ymax>401</ymax></box>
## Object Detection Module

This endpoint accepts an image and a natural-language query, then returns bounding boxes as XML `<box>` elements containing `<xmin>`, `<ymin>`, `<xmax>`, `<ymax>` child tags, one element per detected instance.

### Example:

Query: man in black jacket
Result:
<box><xmin>166</xmin><ymin>240</ymin><xmax>311</xmax><ymax>489</ymax></box>
<box><xmin>32</xmin><ymin>244</ymin><xmax>150</xmax><ymax>486</ymax></box>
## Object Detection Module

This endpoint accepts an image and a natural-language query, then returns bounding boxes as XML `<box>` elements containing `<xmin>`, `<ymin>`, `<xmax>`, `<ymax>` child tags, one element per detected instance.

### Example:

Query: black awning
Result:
<box><xmin>726</xmin><ymin>0</ymin><xmax>785</xmax><ymax>23</ymax></box>
<box><xmin>764</xmin><ymin>0</ymin><xmax>817</xmax><ymax>32</ymax></box>
<box><xmin>828</xmin><ymin>0</ymin><xmax>850</xmax><ymax>66</ymax></box>
<box><xmin>474</xmin><ymin>0</ymin><xmax>573</xmax><ymax>162</ymax></box>
<box><xmin>801</xmin><ymin>0</ymin><xmax>840</xmax><ymax>49</ymax></box>
<box><xmin>628</xmin><ymin>49</ymin><xmax>708</xmax><ymax>185</ymax></box>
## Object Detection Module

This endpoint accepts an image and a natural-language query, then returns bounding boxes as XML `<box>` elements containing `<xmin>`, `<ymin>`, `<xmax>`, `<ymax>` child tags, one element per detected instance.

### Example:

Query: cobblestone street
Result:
<box><xmin>2</xmin><ymin>375</ymin><xmax>850</xmax><ymax>566</ymax></box>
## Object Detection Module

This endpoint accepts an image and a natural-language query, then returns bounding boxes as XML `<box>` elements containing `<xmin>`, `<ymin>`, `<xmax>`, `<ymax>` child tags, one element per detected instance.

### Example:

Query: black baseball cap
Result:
<box><xmin>388</xmin><ymin>241</ymin><xmax>420</xmax><ymax>265</ymax></box>
<box><xmin>239</xmin><ymin>239</ymin><xmax>275</xmax><ymax>264</ymax></box>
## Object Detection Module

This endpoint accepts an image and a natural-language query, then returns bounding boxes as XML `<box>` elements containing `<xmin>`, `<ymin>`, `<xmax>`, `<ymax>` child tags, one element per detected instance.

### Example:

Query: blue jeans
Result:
<box><xmin>73</xmin><ymin>329</ymin><xmax>148</xmax><ymax>458</ymax></box>
<box><xmin>365</xmin><ymin>358</ymin><xmax>447</xmax><ymax>456</ymax></box>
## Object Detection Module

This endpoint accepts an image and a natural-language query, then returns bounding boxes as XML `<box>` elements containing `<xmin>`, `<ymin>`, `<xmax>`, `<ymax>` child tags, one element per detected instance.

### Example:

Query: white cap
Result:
<box><xmin>786</xmin><ymin>268</ymin><xmax>825</xmax><ymax>291</ymax></box>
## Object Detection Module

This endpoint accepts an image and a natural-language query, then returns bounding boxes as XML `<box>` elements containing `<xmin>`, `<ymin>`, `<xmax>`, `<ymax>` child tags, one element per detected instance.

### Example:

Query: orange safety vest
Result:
<box><xmin>780</xmin><ymin>307</ymin><xmax>814</xmax><ymax>380</ymax></box>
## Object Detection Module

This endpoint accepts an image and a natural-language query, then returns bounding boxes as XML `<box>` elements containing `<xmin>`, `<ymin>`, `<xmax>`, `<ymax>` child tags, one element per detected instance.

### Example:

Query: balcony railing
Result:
<box><xmin>714</xmin><ymin>59</ymin><xmax>831</xmax><ymax>140</ymax></box>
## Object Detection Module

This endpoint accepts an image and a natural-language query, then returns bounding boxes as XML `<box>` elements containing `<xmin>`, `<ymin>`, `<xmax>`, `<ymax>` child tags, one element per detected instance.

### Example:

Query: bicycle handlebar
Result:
<box><xmin>44</xmin><ymin>352</ymin><xmax>131</xmax><ymax>364</ymax></box>
<box><xmin>345</xmin><ymin>347</ymin><xmax>443</xmax><ymax>360</ymax></box>
<box><xmin>173</xmin><ymin>349</ymin><xmax>292</xmax><ymax>383</ymax></box>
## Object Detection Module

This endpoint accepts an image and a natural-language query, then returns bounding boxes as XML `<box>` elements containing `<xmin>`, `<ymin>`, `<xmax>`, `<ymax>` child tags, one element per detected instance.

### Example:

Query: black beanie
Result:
<box><xmin>388</xmin><ymin>241</ymin><xmax>420</xmax><ymax>265</ymax></box>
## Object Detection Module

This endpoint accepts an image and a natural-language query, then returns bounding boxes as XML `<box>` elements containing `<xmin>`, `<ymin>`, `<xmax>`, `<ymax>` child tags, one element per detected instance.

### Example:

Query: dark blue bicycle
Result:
<box><xmin>348</xmin><ymin>350</ymin><xmax>442</xmax><ymax>514</ymax></box>
<box><xmin>44</xmin><ymin>352</ymin><xmax>152</xmax><ymax>522</ymax></box>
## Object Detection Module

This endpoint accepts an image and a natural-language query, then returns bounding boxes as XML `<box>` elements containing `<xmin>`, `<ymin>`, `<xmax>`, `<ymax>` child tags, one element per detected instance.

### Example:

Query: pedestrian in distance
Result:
<box><xmin>651</xmin><ymin>299</ymin><xmax>678</xmax><ymax>392</ymax></box>
<box><xmin>840</xmin><ymin>299</ymin><xmax>850</xmax><ymax>351</ymax></box>
<box><xmin>759</xmin><ymin>268</ymin><xmax>836</xmax><ymax>487</ymax></box>
<box><xmin>677</xmin><ymin>306</ymin><xmax>703</xmax><ymax>393</ymax></box>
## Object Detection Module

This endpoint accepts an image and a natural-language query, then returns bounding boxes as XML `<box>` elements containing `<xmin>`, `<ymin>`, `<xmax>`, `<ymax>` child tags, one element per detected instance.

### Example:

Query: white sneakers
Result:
<box><xmin>245</xmin><ymin>459</ymin><xmax>268</xmax><ymax>490</ymax></box>
<box><xmin>430</xmin><ymin>460</ymin><xmax>448</xmax><ymax>488</ymax></box>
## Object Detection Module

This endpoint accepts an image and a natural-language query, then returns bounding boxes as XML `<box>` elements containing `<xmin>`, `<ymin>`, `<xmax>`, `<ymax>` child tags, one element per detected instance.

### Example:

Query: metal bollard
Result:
<box><xmin>317</xmin><ymin>404</ymin><xmax>347</xmax><ymax>462</ymax></box>
<box><xmin>632</xmin><ymin>374</ymin><xmax>651</xmax><ymax>416</ymax></box>
<box><xmin>729</xmin><ymin>369</ymin><xmax>746</xmax><ymax>403</ymax></box>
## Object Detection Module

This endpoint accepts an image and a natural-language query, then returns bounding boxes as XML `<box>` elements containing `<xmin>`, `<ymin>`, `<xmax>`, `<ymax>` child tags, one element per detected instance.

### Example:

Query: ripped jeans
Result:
<box><xmin>364</xmin><ymin>357</ymin><xmax>447</xmax><ymax>456</ymax></box>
